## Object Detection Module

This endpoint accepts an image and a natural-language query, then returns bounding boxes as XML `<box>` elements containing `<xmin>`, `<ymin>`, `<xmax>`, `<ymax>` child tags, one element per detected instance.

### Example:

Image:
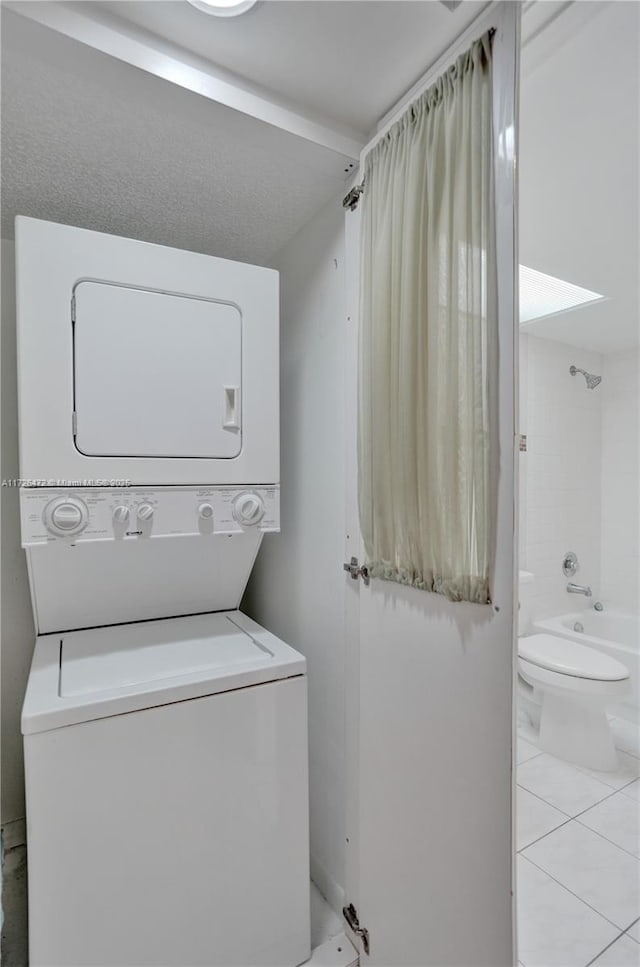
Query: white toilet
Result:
<box><xmin>517</xmin><ymin>573</ymin><xmax>631</xmax><ymax>772</ymax></box>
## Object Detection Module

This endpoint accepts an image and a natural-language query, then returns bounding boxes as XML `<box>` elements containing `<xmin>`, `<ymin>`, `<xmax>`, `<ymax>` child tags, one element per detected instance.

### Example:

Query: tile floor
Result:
<box><xmin>517</xmin><ymin>712</ymin><xmax>640</xmax><ymax>967</ymax></box>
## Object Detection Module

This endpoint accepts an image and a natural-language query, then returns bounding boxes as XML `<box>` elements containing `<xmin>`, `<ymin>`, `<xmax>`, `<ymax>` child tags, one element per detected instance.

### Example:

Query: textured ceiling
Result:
<box><xmin>93</xmin><ymin>0</ymin><xmax>487</xmax><ymax>136</ymax></box>
<box><xmin>1</xmin><ymin>1</ymin><xmax>489</xmax><ymax>265</ymax></box>
<box><xmin>0</xmin><ymin>10</ymin><xmax>353</xmax><ymax>265</ymax></box>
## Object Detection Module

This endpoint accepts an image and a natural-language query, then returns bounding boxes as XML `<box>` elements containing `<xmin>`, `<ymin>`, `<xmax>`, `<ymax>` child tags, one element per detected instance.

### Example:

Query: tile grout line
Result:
<box><xmin>520</xmin><ymin>851</ymin><xmax>638</xmax><ymax>935</ymax></box>
<box><xmin>517</xmin><ymin>729</ymin><xmax>640</xmax><ymax>962</ymax></box>
<box><xmin>518</xmin><ymin>751</ymin><xmax>640</xmax><ymax>820</ymax></box>
<box><xmin>516</xmin><ymin>781</ymin><xmax>573</xmax><ymax>817</ymax></box>
<box><xmin>620</xmin><ymin>784</ymin><xmax>640</xmax><ymax>802</ymax></box>
<box><xmin>573</xmin><ymin>814</ymin><xmax>640</xmax><ymax>863</ymax></box>
<box><xmin>624</xmin><ymin>916</ymin><xmax>640</xmax><ymax>945</ymax></box>
<box><xmin>584</xmin><ymin>927</ymin><xmax>629</xmax><ymax>967</ymax></box>
<box><xmin>516</xmin><ymin>814</ymin><xmax>573</xmax><ymax>853</ymax></box>
<box><xmin>517</xmin><ymin>752</ymin><xmax>543</xmax><ymax>766</ymax></box>
<box><xmin>571</xmin><ymin>782</ymin><xmax>637</xmax><ymax>819</ymax></box>
<box><xmin>516</xmin><ymin>754</ymin><xmax>640</xmax><ymax>855</ymax></box>
<box><xmin>577</xmin><ymin>772</ymin><xmax>640</xmax><ymax>795</ymax></box>
<box><xmin>516</xmin><ymin>779</ymin><xmax>640</xmax><ymax>864</ymax></box>
<box><xmin>517</xmin><ymin>775</ymin><xmax>622</xmax><ymax>822</ymax></box>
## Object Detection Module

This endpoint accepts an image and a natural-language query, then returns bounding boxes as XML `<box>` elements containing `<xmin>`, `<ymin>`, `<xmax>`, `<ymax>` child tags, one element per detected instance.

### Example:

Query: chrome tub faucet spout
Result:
<box><xmin>567</xmin><ymin>582</ymin><xmax>592</xmax><ymax>597</ymax></box>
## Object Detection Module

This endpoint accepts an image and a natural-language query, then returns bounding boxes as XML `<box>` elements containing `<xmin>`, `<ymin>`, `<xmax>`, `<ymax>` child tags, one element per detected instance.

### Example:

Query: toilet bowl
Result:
<box><xmin>518</xmin><ymin>633</ymin><xmax>631</xmax><ymax>771</ymax></box>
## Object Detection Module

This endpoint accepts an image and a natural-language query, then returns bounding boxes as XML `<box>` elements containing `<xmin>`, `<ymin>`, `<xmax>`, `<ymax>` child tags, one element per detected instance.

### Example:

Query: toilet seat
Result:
<box><xmin>519</xmin><ymin>633</ymin><xmax>630</xmax><ymax>682</ymax></box>
<box><xmin>517</xmin><ymin>634</ymin><xmax>630</xmax><ymax>772</ymax></box>
<box><xmin>519</xmin><ymin>656</ymin><xmax>630</xmax><ymax>700</ymax></box>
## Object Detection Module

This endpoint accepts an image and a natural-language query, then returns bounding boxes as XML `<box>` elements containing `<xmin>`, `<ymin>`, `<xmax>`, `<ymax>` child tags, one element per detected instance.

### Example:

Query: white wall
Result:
<box><xmin>600</xmin><ymin>350</ymin><xmax>640</xmax><ymax>614</ymax></box>
<box><xmin>520</xmin><ymin>336</ymin><xmax>640</xmax><ymax>622</ymax></box>
<box><xmin>519</xmin><ymin>1</ymin><xmax>639</xmax><ymax>355</ymax></box>
<box><xmin>243</xmin><ymin>200</ymin><xmax>347</xmax><ymax>910</ymax></box>
<box><xmin>520</xmin><ymin>334</ymin><xmax>603</xmax><ymax>621</ymax></box>
<box><xmin>518</xmin><ymin>2</ymin><xmax>639</xmax><ymax>625</ymax></box>
<box><xmin>1</xmin><ymin>238</ymin><xmax>35</xmax><ymax>826</ymax></box>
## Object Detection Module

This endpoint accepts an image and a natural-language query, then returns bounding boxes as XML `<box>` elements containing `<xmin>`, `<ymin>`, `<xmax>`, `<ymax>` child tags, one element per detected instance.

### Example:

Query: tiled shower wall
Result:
<box><xmin>600</xmin><ymin>350</ymin><xmax>640</xmax><ymax>614</ymax></box>
<box><xmin>519</xmin><ymin>335</ymin><xmax>603</xmax><ymax>622</ymax></box>
<box><xmin>520</xmin><ymin>336</ymin><xmax>640</xmax><ymax>622</ymax></box>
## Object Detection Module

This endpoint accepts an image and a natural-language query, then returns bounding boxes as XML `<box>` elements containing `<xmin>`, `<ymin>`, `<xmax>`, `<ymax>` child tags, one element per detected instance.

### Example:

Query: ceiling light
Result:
<box><xmin>187</xmin><ymin>0</ymin><xmax>258</xmax><ymax>17</ymax></box>
<box><xmin>519</xmin><ymin>265</ymin><xmax>606</xmax><ymax>324</ymax></box>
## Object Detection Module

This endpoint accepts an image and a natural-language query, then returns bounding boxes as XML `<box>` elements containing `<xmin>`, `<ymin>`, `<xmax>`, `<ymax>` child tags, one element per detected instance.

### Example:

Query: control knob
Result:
<box><xmin>112</xmin><ymin>505</ymin><xmax>130</xmax><ymax>525</ymax></box>
<box><xmin>137</xmin><ymin>503</ymin><xmax>154</xmax><ymax>522</ymax></box>
<box><xmin>233</xmin><ymin>492</ymin><xmax>265</xmax><ymax>526</ymax></box>
<box><xmin>43</xmin><ymin>496</ymin><xmax>89</xmax><ymax>538</ymax></box>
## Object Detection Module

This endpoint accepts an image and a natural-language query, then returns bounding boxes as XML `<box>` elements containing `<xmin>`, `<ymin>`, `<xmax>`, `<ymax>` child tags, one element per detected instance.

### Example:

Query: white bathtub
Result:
<box><xmin>532</xmin><ymin>610</ymin><xmax>640</xmax><ymax>722</ymax></box>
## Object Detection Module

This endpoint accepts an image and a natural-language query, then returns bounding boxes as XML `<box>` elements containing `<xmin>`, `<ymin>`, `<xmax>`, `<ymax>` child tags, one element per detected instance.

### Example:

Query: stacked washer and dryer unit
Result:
<box><xmin>16</xmin><ymin>217</ymin><xmax>310</xmax><ymax>967</ymax></box>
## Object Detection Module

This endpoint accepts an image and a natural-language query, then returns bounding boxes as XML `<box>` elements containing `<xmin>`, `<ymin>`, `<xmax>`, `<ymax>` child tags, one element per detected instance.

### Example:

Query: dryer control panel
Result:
<box><xmin>20</xmin><ymin>486</ymin><xmax>280</xmax><ymax>547</ymax></box>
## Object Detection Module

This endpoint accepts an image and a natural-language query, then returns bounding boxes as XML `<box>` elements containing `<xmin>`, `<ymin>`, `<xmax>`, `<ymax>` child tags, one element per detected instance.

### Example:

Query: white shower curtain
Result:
<box><xmin>358</xmin><ymin>31</ymin><xmax>497</xmax><ymax>604</ymax></box>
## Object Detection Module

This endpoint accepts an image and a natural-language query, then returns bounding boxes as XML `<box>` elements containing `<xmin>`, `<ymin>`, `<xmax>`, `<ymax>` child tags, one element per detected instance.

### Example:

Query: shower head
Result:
<box><xmin>570</xmin><ymin>365</ymin><xmax>601</xmax><ymax>389</ymax></box>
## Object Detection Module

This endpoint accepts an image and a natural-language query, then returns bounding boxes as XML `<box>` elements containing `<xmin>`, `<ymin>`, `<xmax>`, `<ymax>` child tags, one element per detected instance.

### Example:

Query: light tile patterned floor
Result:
<box><xmin>517</xmin><ymin>714</ymin><xmax>640</xmax><ymax>967</ymax></box>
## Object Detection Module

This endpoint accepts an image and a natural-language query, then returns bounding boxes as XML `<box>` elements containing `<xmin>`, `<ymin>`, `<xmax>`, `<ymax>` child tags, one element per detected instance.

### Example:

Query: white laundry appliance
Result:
<box><xmin>17</xmin><ymin>217</ymin><xmax>310</xmax><ymax>967</ymax></box>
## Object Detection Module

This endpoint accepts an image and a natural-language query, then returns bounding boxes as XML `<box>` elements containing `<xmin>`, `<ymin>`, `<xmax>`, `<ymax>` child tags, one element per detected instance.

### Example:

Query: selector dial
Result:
<box><xmin>198</xmin><ymin>503</ymin><xmax>214</xmax><ymax>520</ymax></box>
<box><xmin>137</xmin><ymin>503</ymin><xmax>154</xmax><ymax>522</ymax></box>
<box><xmin>233</xmin><ymin>492</ymin><xmax>265</xmax><ymax>526</ymax></box>
<box><xmin>43</xmin><ymin>496</ymin><xmax>89</xmax><ymax>538</ymax></box>
<box><xmin>112</xmin><ymin>505</ymin><xmax>130</xmax><ymax>524</ymax></box>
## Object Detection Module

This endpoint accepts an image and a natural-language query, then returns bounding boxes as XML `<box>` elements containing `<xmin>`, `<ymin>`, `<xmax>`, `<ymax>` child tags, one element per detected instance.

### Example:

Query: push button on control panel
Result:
<box><xmin>198</xmin><ymin>502</ymin><xmax>215</xmax><ymax>536</ymax></box>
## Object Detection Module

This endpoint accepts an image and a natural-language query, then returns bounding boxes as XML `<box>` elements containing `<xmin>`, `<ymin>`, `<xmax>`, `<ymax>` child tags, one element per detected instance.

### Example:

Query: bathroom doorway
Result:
<box><xmin>516</xmin><ymin>4</ymin><xmax>640</xmax><ymax>965</ymax></box>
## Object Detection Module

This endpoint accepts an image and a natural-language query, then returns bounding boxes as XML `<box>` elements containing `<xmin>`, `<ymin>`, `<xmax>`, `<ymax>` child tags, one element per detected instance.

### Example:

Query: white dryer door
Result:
<box><xmin>73</xmin><ymin>281</ymin><xmax>242</xmax><ymax>458</ymax></box>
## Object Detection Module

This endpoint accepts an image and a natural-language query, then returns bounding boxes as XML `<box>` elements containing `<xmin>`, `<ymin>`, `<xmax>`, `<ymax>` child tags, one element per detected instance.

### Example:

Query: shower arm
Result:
<box><xmin>569</xmin><ymin>365</ymin><xmax>601</xmax><ymax>389</ymax></box>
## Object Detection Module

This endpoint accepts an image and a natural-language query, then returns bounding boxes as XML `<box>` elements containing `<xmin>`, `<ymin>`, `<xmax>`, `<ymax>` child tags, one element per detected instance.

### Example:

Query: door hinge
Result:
<box><xmin>71</xmin><ymin>295</ymin><xmax>76</xmax><ymax>323</ymax></box>
<box><xmin>342</xmin><ymin>180</ymin><xmax>365</xmax><ymax>212</ymax></box>
<box><xmin>72</xmin><ymin>411</ymin><xmax>77</xmax><ymax>436</ymax></box>
<box><xmin>343</xmin><ymin>556</ymin><xmax>370</xmax><ymax>586</ymax></box>
<box><xmin>343</xmin><ymin>902</ymin><xmax>370</xmax><ymax>955</ymax></box>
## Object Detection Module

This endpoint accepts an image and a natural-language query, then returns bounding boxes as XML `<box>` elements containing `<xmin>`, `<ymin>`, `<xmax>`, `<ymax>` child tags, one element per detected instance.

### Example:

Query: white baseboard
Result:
<box><xmin>310</xmin><ymin>853</ymin><xmax>344</xmax><ymax>917</ymax></box>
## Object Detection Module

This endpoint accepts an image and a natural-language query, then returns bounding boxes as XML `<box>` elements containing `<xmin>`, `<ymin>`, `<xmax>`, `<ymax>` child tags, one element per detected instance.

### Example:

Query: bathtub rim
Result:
<box><xmin>532</xmin><ymin>610</ymin><xmax>639</xmax><ymax>660</ymax></box>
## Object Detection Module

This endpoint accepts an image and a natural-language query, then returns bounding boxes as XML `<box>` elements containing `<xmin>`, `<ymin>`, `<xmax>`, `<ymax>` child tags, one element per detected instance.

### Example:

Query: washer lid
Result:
<box><xmin>61</xmin><ymin>614</ymin><xmax>271</xmax><ymax>697</ymax></box>
<box><xmin>519</xmin><ymin>634</ymin><xmax>630</xmax><ymax>681</ymax></box>
<box><xmin>22</xmin><ymin>611</ymin><xmax>306</xmax><ymax>734</ymax></box>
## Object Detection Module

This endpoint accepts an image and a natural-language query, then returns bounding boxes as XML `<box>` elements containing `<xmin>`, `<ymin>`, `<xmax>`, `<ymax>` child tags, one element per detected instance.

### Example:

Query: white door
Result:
<box><xmin>73</xmin><ymin>281</ymin><xmax>242</xmax><ymax>458</ymax></box>
<box><xmin>343</xmin><ymin>6</ymin><xmax>520</xmax><ymax>965</ymax></box>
